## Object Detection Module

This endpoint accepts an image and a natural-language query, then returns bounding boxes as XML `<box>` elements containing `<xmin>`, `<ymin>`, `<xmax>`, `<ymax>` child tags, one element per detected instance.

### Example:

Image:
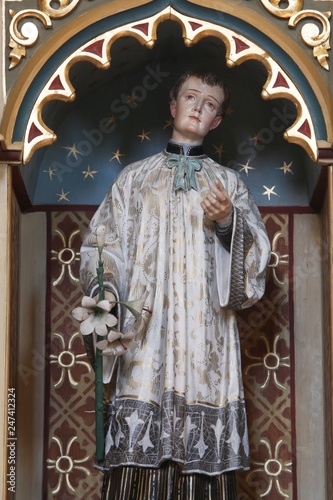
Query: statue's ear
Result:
<box><xmin>170</xmin><ymin>100</ymin><xmax>176</xmax><ymax>118</ymax></box>
<box><xmin>210</xmin><ymin>115</ymin><xmax>222</xmax><ymax>130</ymax></box>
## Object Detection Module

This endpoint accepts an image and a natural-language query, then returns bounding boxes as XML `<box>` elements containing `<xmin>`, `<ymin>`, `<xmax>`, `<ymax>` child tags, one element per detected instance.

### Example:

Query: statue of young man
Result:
<box><xmin>80</xmin><ymin>70</ymin><xmax>271</xmax><ymax>499</ymax></box>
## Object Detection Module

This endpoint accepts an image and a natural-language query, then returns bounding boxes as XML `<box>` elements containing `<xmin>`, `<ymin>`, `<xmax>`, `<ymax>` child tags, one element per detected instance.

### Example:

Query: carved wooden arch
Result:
<box><xmin>22</xmin><ymin>6</ymin><xmax>318</xmax><ymax>164</ymax></box>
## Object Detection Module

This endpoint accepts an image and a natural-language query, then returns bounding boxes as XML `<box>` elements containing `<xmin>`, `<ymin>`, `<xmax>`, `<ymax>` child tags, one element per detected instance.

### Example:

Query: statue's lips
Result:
<box><xmin>188</xmin><ymin>115</ymin><xmax>201</xmax><ymax>122</ymax></box>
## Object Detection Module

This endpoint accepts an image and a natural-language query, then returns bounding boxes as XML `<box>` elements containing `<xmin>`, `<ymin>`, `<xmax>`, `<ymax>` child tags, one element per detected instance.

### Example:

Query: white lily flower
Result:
<box><xmin>96</xmin><ymin>330</ymin><xmax>137</xmax><ymax>357</ymax></box>
<box><xmin>107</xmin><ymin>330</ymin><xmax>122</xmax><ymax>342</ymax></box>
<box><xmin>96</xmin><ymin>225</ymin><xmax>106</xmax><ymax>255</ymax></box>
<box><xmin>72</xmin><ymin>296</ymin><xmax>117</xmax><ymax>336</ymax></box>
<box><xmin>120</xmin><ymin>298</ymin><xmax>149</xmax><ymax>318</ymax></box>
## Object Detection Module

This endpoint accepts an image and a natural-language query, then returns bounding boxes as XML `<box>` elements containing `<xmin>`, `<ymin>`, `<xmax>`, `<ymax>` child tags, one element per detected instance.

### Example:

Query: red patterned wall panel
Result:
<box><xmin>237</xmin><ymin>214</ymin><xmax>293</xmax><ymax>499</ymax></box>
<box><xmin>47</xmin><ymin>211</ymin><xmax>102</xmax><ymax>499</ymax></box>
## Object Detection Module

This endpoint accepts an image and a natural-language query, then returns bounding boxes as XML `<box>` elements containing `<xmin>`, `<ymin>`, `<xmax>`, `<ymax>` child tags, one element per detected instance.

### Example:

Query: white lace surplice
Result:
<box><xmin>80</xmin><ymin>151</ymin><xmax>271</xmax><ymax>475</ymax></box>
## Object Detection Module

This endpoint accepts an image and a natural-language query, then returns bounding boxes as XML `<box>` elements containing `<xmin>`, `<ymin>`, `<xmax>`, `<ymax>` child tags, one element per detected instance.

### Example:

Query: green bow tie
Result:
<box><xmin>167</xmin><ymin>154</ymin><xmax>202</xmax><ymax>192</ymax></box>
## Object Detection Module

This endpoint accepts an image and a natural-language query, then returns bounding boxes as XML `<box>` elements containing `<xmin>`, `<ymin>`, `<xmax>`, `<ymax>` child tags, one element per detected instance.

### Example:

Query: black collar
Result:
<box><xmin>166</xmin><ymin>142</ymin><xmax>204</xmax><ymax>157</ymax></box>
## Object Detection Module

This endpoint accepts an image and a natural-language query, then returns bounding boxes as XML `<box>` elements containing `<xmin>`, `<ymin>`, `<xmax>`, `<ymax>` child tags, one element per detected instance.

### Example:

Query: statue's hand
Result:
<box><xmin>201</xmin><ymin>179</ymin><xmax>232</xmax><ymax>224</ymax></box>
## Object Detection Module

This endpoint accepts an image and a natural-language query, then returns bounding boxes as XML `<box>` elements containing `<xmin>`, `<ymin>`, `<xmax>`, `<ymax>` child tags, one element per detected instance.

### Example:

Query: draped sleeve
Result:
<box><xmin>215</xmin><ymin>172</ymin><xmax>271</xmax><ymax>310</ymax></box>
<box><xmin>80</xmin><ymin>180</ymin><xmax>128</xmax><ymax>382</ymax></box>
<box><xmin>80</xmin><ymin>181</ymin><xmax>127</xmax><ymax>300</ymax></box>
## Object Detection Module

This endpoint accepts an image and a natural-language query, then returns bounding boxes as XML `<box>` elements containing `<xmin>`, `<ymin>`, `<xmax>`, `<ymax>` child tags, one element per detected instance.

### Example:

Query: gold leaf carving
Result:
<box><xmin>288</xmin><ymin>10</ymin><xmax>331</xmax><ymax>71</ymax></box>
<box><xmin>9</xmin><ymin>9</ymin><xmax>52</xmax><ymax>69</ymax></box>
<box><xmin>260</xmin><ymin>0</ymin><xmax>331</xmax><ymax>70</ymax></box>
<box><xmin>9</xmin><ymin>9</ymin><xmax>52</xmax><ymax>46</ymax></box>
<box><xmin>260</xmin><ymin>0</ymin><xmax>304</xmax><ymax>19</ymax></box>
<box><xmin>37</xmin><ymin>0</ymin><xmax>81</xmax><ymax>19</ymax></box>
<box><xmin>8</xmin><ymin>38</ymin><xmax>26</xmax><ymax>70</ymax></box>
<box><xmin>8</xmin><ymin>1</ymin><xmax>81</xmax><ymax>69</ymax></box>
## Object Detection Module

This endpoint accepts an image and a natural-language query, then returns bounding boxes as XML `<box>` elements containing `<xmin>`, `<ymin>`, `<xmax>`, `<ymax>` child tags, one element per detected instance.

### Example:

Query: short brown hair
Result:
<box><xmin>169</xmin><ymin>70</ymin><xmax>230</xmax><ymax>119</ymax></box>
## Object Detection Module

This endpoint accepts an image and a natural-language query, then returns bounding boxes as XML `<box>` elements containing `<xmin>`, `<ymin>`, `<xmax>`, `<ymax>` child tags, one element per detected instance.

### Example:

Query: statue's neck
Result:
<box><xmin>167</xmin><ymin>140</ymin><xmax>204</xmax><ymax>157</ymax></box>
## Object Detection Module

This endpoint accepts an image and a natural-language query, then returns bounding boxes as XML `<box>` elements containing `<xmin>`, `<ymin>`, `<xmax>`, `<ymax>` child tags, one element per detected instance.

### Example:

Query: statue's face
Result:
<box><xmin>170</xmin><ymin>76</ymin><xmax>224</xmax><ymax>144</ymax></box>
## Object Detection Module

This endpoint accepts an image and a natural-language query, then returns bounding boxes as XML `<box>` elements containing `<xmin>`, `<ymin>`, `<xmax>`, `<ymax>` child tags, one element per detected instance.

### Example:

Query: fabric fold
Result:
<box><xmin>80</xmin><ymin>151</ymin><xmax>271</xmax><ymax>475</ymax></box>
